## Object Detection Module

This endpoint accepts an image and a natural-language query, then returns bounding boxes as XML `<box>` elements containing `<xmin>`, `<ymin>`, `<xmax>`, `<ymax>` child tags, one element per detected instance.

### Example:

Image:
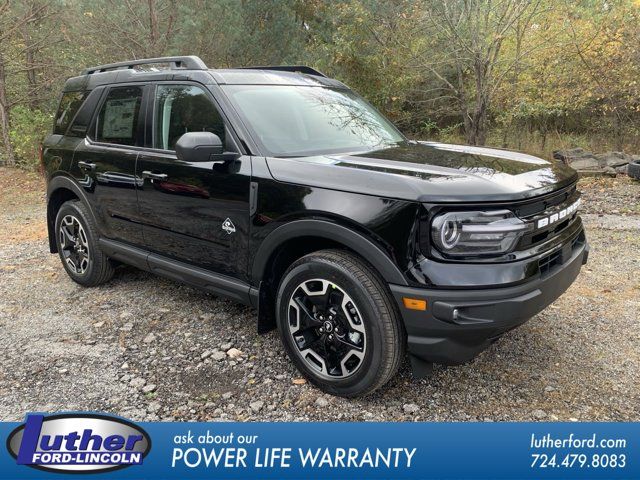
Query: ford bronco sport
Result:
<box><xmin>43</xmin><ymin>56</ymin><xmax>589</xmax><ymax>397</ymax></box>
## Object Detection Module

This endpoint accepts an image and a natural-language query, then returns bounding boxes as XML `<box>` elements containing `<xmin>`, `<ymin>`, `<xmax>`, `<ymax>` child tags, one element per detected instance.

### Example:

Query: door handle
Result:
<box><xmin>141</xmin><ymin>170</ymin><xmax>168</xmax><ymax>181</ymax></box>
<box><xmin>77</xmin><ymin>161</ymin><xmax>96</xmax><ymax>172</ymax></box>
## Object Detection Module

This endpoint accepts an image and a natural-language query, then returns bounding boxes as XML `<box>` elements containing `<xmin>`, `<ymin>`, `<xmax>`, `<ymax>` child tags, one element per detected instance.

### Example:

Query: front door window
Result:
<box><xmin>154</xmin><ymin>85</ymin><xmax>225</xmax><ymax>150</ymax></box>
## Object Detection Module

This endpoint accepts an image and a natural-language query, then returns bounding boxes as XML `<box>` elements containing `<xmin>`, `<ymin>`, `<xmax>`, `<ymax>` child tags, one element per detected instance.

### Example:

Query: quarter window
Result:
<box><xmin>96</xmin><ymin>86</ymin><xmax>143</xmax><ymax>146</ymax></box>
<box><xmin>154</xmin><ymin>85</ymin><xmax>225</xmax><ymax>150</ymax></box>
<box><xmin>54</xmin><ymin>91</ymin><xmax>87</xmax><ymax>135</ymax></box>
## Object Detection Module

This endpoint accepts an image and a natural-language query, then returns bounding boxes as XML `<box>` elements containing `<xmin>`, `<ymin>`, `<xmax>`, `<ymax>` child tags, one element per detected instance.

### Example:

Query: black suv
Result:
<box><xmin>43</xmin><ymin>56</ymin><xmax>588</xmax><ymax>397</ymax></box>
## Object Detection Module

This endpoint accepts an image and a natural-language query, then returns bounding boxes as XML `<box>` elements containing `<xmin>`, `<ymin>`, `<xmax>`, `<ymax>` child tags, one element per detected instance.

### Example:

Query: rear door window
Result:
<box><xmin>96</xmin><ymin>86</ymin><xmax>144</xmax><ymax>146</ymax></box>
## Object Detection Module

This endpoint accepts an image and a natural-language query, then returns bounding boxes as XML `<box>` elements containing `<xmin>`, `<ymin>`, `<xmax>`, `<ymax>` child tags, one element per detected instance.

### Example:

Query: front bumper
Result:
<box><xmin>390</xmin><ymin>235</ymin><xmax>589</xmax><ymax>367</ymax></box>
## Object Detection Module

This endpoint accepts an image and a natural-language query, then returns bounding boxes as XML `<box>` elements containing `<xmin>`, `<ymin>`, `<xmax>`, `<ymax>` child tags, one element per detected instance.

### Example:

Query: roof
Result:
<box><xmin>209</xmin><ymin>69</ymin><xmax>346</xmax><ymax>88</ymax></box>
<box><xmin>63</xmin><ymin>55</ymin><xmax>346</xmax><ymax>92</ymax></box>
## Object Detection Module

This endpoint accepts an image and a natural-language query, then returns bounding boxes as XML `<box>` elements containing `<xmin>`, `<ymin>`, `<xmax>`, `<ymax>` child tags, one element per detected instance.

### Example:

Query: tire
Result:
<box><xmin>628</xmin><ymin>160</ymin><xmax>640</xmax><ymax>180</ymax></box>
<box><xmin>276</xmin><ymin>249</ymin><xmax>405</xmax><ymax>397</ymax></box>
<box><xmin>54</xmin><ymin>199</ymin><xmax>114</xmax><ymax>287</ymax></box>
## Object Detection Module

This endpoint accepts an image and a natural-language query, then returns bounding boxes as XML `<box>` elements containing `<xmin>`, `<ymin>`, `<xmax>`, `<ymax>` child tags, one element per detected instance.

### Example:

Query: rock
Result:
<box><xmin>143</xmin><ymin>333</ymin><xmax>156</xmax><ymax>343</ymax></box>
<box><xmin>544</xmin><ymin>385</ymin><xmax>556</xmax><ymax>393</ymax></box>
<box><xmin>147</xmin><ymin>401</ymin><xmax>161</xmax><ymax>412</ymax></box>
<box><xmin>119</xmin><ymin>311</ymin><xmax>133</xmax><ymax>319</ymax></box>
<box><xmin>142</xmin><ymin>384</ymin><xmax>157</xmax><ymax>394</ymax></box>
<box><xmin>58</xmin><ymin>368</ymin><xmax>68</xmax><ymax>374</ymax></box>
<box><xmin>211</xmin><ymin>351</ymin><xmax>226</xmax><ymax>361</ymax></box>
<box><xmin>554</xmin><ymin>148</ymin><xmax>636</xmax><ymax>174</ymax></box>
<box><xmin>315</xmin><ymin>397</ymin><xmax>329</xmax><ymax>408</ymax></box>
<box><xmin>121</xmin><ymin>362</ymin><xmax>129</xmax><ymax>370</ymax></box>
<box><xmin>595</xmin><ymin>152</ymin><xmax>630</xmax><ymax>168</ymax></box>
<box><xmin>532</xmin><ymin>409</ymin><xmax>547</xmax><ymax>419</ymax></box>
<box><xmin>571</xmin><ymin>158</ymin><xmax>601</xmax><ymax>170</ymax></box>
<box><xmin>201</xmin><ymin>350</ymin><xmax>212</xmax><ymax>360</ymax></box>
<box><xmin>221</xmin><ymin>342</ymin><xmax>233</xmax><ymax>351</ymax></box>
<box><xmin>292</xmin><ymin>378</ymin><xmax>306</xmax><ymax>385</ymax></box>
<box><xmin>130</xmin><ymin>377</ymin><xmax>146</xmax><ymax>389</ymax></box>
<box><xmin>93</xmin><ymin>321</ymin><xmax>105</xmax><ymax>328</ymax></box>
<box><xmin>120</xmin><ymin>322</ymin><xmax>133</xmax><ymax>332</ymax></box>
<box><xmin>553</xmin><ymin>147</ymin><xmax>586</xmax><ymax>163</ymax></box>
<box><xmin>249</xmin><ymin>400</ymin><xmax>264</xmax><ymax>413</ymax></box>
<box><xmin>222</xmin><ymin>391</ymin><xmax>233</xmax><ymax>400</ymax></box>
<box><xmin>226</xmin><ymin>348</ymin><xmax>242</xmax><ymax>359</ymax></box>
<box><xmin>403</xmin><ymin>403</ymin><xmax>419</xmax><ymax>414</ymax></box>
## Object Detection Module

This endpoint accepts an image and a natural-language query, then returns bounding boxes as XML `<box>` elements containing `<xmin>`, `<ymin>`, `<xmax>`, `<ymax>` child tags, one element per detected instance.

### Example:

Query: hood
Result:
<box><xmin>265</xmin><ymin>141</ymin><xmax>578</xmax><ymax>203</ymax></box>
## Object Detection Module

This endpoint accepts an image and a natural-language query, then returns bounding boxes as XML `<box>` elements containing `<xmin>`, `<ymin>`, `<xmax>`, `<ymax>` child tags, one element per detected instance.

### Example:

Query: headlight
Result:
<box><xmin>431</xmin><ymin>210</ymin><xmax>531</xmax><ymax>257</ymax></box>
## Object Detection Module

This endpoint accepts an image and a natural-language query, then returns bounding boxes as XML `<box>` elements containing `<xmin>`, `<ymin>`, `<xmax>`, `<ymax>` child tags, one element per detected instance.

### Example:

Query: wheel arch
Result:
<box><xmin>46</xmin><ymin>176</ymin><xmax>95</xmax><ymax>253</ymax></box>
<box><xmin>251</xmin><ymin>219</ymin><xmax>408</xmax><ymax>333</ymax></box>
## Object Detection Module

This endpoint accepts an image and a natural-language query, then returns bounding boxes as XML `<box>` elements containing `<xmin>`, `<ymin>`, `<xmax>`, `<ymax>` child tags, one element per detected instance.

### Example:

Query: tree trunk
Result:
<box><xmin>464</xmin><ymin>101</ymin><xmax>488</xmax><ymax>146</ymax></box>
<box><xmin>21</xmin><ymin>24</ymin><xmax>39</xmax><ymax>110</ymax></box>
<box><xmin>148</xmin><ymin>0</ymin><xmax>160</xmax><ymax>57</ymax></box>
<box><xmin>0</xmin><ymin>53</ymin><xmax>15</xmax><ymax>167</ymax></box>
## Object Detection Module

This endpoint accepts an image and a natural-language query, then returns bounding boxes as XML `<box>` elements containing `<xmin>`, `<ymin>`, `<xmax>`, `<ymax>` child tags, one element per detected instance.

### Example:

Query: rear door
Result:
<box><xmin>71</xmin><ymin>84</ymin><xmax>147</xmax><ymax>246</ymax></box>
<box><xmin>135</xmin><ymin>82</ymin><xmax>252</xmax><ymax>279</ymax></box>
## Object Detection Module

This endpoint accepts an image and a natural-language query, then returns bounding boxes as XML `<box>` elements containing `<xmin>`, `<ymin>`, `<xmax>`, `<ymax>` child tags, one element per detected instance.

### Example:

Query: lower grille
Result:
<box><xmin>538</xmin><ymin>229</ymin><xmax>585</xmax><ymax>277</ymax></box>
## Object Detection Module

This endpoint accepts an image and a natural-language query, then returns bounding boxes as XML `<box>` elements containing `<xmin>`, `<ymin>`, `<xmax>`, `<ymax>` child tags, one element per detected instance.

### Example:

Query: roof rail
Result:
<box><xmin>81</xmin><ymin>55</ymin><xmax>207</xmax><ymax>75</ymax></box>
<box><xmin>238</xmin><ymin>65</ymin><xmax>326</xmax><ymax>77</ymax></box>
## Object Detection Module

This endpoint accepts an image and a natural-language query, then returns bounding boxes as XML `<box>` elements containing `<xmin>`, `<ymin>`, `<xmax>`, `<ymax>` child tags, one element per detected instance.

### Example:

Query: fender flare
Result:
<box><xmin>46</xmin><ymin>175</ymin><xmax>98</xmax><ymax>251</ymax></box>
<box><xmin>251</xmin><ymin>219</ymin><xmax>408</xmax><ymax>286</ymax></box>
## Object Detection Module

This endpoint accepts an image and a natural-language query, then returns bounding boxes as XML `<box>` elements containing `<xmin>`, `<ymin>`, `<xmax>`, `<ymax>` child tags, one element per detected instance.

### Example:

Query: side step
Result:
<box><xmin>98</xmin><ymin>238</ymin><xmax>257</xmax><ymax>306</ymax></box>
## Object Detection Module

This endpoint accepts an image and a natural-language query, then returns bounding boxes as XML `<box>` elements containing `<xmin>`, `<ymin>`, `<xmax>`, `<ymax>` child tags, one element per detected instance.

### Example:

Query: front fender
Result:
<box><xmin>251</xmin><ymin>219</ymin><xmax>409</xmax><ymax>286</ymax></box>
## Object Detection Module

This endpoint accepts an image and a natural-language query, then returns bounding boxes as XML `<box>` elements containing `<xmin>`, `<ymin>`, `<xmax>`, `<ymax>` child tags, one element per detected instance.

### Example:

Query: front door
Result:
<box><xmin>72</xmin><ymin>85</ymin><xmax>146</xmax><ymax>246</ymax></box>
<box><xmin>136</xmin><ymin>83</ymin><xmax>251</xmax><ymax>279</ymax></box>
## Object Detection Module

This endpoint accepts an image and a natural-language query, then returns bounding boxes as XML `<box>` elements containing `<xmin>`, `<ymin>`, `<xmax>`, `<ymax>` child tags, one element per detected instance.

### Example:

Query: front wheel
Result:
<box><xmin>276</xmin><ymin>250</ymin><xmax>405</xmax><ymax>397</ymax></box>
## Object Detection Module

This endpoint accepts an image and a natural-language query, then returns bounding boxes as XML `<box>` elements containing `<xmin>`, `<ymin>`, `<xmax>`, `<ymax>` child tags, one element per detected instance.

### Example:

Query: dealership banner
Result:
<box><xmin>0</xmin><ymin>413</ymin><xmax>636</xmax><ymax>479</ymax></box>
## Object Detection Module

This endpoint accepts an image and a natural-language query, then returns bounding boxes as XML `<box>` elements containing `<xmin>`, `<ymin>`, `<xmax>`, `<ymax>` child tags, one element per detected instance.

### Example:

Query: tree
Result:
<box><xmin>81</xmin><ymin>0</ymin><xmax>180</xmax><ymax>60</ymax></box>
<box><xmin>418</xmin><ymin>0</ymin><xmax>544</xmax><ymax>145</ymax></box>
<box><xmin>0</xmin><ymin>0</ymin><xmax>51</xmax><ymax>166</ymax></box>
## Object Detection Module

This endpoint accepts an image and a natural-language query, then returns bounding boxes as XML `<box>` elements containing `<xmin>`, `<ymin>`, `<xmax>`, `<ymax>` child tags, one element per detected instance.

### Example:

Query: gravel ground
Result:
<box><xmin>0</xmin><ymin>167</ymin><xmax>639</xmax><ymax>422</ymax></box>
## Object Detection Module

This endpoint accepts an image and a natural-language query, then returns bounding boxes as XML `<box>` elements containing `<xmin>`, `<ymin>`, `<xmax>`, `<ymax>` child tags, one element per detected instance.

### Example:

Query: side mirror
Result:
<box><xmin>175</xmin><ymin>132</ymin><xmax>224</xmax><ymax>162</ymax></box>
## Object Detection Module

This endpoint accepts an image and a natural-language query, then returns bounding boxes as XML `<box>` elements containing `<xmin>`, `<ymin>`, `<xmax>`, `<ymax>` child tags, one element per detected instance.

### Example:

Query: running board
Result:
<box><xmin>98</xmin><ymin>238</ymin><xmax>256</xmax><ymax>306</ymax></box>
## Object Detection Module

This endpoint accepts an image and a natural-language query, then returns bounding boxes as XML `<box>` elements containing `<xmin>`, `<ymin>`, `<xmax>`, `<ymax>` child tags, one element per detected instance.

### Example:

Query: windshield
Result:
<box><xmin>223</xmin><ymin>85</ymin><xmax>405</xmax><ymax>156</ymax></box>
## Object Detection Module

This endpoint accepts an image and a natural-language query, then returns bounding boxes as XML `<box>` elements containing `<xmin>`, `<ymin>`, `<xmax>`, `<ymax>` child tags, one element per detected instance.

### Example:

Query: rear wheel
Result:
<box><xmin>55</xmin><ymin>200</ymin><xmax>114</xmax><ymax>286</ymax></box>
<box><xmin>276</xmin><ymin>249</ymin><xmax>405</xmax><ymax>397</ymax></box>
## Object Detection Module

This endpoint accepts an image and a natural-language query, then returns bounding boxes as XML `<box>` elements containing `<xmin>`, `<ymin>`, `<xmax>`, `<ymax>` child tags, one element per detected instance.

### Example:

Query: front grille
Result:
<box><xmin>510</xmin><ymin>183</ymin><xmax>577</xmax><ymax>219</ymax></box>
<box><xmin>516</xmin><ymin>186</ymin><xmax>581</xmax><ymax>252</ymax></box>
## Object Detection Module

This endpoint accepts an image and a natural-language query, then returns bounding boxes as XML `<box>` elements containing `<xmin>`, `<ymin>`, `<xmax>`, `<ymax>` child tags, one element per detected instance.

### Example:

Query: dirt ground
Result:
<box><xmin>0</xmin><ymin>167</ymin><xmax>638</xmax><ymax>422</ymax></box>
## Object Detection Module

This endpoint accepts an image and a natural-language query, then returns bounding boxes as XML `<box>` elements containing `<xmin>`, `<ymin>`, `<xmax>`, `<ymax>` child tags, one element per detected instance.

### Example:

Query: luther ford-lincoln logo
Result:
<box><xmin>7</xmin><ymin>413</ymin><xmax>151</xmax><ymax>473</ymax></box>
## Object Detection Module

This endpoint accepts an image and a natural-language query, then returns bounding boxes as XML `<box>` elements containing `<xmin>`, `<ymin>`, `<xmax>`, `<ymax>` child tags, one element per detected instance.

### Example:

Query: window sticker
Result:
<box><xmin>102</xmin><ymin>98</ymin><xmax>138</xmax><ymax>139</ymax></box>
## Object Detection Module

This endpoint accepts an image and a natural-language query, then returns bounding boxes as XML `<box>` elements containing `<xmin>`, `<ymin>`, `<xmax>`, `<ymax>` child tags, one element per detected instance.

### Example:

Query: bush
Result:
<box><xmin>9</xmin><ymin>106</ymin><xmax>52</xmax><ymax>171</ymax></box>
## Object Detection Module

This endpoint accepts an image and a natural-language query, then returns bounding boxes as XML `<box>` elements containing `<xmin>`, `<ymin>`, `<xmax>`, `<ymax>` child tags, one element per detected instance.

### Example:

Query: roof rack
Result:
<box><xmin>81</xmin><ymin>55</ymin><xmax>208</xmax><ymax>75</ymax></box>
<box><xmin>238</xmin><ymin>65</ymin><xmax>326</xmax><ymax>77</ymax></box>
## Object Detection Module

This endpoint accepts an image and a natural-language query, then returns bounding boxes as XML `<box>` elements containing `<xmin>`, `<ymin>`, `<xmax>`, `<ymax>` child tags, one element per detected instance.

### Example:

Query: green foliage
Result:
<box><xmin>9</xmin><ymin>106</ymin><xmax>51</xmax><ymax>170</ymax></box>
<box><xmin>2</xmin><ymin>0</ymin><xmax>640</xmax><ymax>168</ymax></box>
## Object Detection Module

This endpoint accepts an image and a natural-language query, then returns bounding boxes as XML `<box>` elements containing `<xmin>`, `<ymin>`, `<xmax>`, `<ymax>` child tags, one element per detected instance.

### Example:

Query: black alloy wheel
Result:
<box><xmin>59</xmin><ymin>214</ymin><xmax>90</xmax><ymax>275</ymax></box>
<box><xmin>55</xmin><ymin>200</ymin><xmax>114</xmax><ymax>286</ymax></box>
<box><xmin>288</xmin><ymin>278</ymin><xmax>367</xmax><ymax>379</ymax></box>
<box><xmin>276</xmin><ymin>249</ymin><xmax>405</xmax><ymax>397</ymax></box>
